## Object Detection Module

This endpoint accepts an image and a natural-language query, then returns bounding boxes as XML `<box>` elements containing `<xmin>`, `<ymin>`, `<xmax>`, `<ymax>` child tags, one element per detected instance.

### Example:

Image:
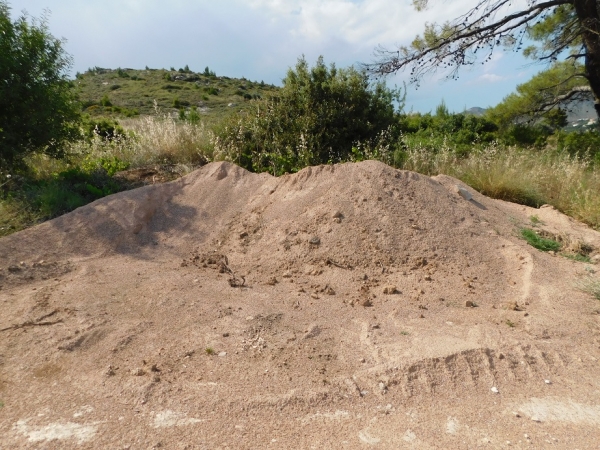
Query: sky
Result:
<box><xmin>8</xmin><ymin>0</ymin><xmax>547</xmax><ymax>113</ymax></box>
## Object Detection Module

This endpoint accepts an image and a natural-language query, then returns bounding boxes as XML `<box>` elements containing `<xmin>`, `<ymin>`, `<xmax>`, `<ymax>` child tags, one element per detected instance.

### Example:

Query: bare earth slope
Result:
<box><xmin>1</xmin><ymin>161</ymin><xmax>600</xmax><ymax>449</ymax></box>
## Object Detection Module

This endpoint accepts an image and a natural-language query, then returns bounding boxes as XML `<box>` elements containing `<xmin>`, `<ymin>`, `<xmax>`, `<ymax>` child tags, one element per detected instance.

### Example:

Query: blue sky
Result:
<box><xmin>9</xmin><ymin>0</ymin><xmax>544</xmax><ymax>113</ymax></box>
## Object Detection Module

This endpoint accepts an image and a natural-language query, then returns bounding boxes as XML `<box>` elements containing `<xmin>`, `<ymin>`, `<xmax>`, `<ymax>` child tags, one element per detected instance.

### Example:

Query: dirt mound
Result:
<box><xmin>1</xmin><ymin>161</ymin><xmax>600</xmax><ymax>449</ymax></box>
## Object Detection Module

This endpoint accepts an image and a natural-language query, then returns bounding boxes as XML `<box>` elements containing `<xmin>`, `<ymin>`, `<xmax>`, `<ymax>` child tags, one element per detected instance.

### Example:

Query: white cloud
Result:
<box><xmin>476</xmin><ymin>73</ymin><xmax>505</xmax><ymax>83</ymax></box>
<box><xmin>7</xmin><ymin>0</ymin><xmax>535</xmax><ymax>112</ymax></box>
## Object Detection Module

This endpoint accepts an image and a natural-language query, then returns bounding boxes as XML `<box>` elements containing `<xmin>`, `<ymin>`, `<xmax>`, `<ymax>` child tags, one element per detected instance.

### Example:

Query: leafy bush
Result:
<box><xmin>500</xmin><ymin>124</ymin><xmax>550</xmax><ymax>147</ymax></box>
<box><xmin>0</xmin><ymin>1</ymin><xmax>81</xmax><ymax>169</ymax></box>
<box><xmin>83</xmin><ymin>117</ymin><xmax>126</xmax><ymax>141</ymax></box>
<box><xmin>100</xmin><ymin>94</ymin><xmax>112</xmax><ymax>107</ymax></box>
<box><xmin>397</xmin><ymin>108</ymin><xmax>498</xmax><ymax>155</ymax></box>
<box><xmin>173</xmin><ymin>98</ymin><xmax>190</xmax><ymax>108</ymax></box>
<box><xmin>557</xmin><ymin>129</ymin><xmax>600</xmax><ymax>160</ymax></box>
<box><xmin>213</xmin><ymin>56</ymin><xmax>403</xmax><ymax>174</ymax></box>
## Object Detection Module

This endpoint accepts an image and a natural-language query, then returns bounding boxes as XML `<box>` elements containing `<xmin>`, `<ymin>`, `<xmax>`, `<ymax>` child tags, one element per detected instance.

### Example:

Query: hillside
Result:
<box><xmin>73</xmin><ymin>66</ymin><xmax>280</xmax><ymax>120</ymax></box>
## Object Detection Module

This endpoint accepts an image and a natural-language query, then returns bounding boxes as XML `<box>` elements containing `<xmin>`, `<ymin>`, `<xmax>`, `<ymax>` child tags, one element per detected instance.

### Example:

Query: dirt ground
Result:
<box><xmin>1</xmin><ymin>160</ymin><xmax>600</xmax><ymax>449</ymax></box>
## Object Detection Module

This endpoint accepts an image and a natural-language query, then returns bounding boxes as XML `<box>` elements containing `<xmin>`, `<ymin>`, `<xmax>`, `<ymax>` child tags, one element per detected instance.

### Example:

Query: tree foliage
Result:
<box><xmin>366</xmin><ymin>0</ymin><xmax>600</xmax><ymax>118</ymax></box>
<box><xmin>0</xmin><ymin>2</ymin><xmax>81</xmax><ymax>170</ymax></box>
<box><xmin>213</xmin><ymin>56</ymin><xmax>404</xmax><ymax>175</ymax></box>
<box><xmin>486</xmin><ymin>61</ymin><xmax>585</xmax><ymax>126</ymax></box>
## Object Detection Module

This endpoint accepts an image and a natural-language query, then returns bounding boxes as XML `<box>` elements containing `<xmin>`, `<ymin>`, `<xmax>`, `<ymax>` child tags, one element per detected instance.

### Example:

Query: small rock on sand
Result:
<box><xmin>383</xmin><ymin>285</ymin><xmax>398</xmax><ymax>294</ymax></box>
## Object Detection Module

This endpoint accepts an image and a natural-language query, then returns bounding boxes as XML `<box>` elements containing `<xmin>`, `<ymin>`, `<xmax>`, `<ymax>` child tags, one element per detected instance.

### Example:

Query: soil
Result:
<box><xmin>1</xmin><ymin>160</ymin><xmax>600</xmax><ymax>449</ymax></box>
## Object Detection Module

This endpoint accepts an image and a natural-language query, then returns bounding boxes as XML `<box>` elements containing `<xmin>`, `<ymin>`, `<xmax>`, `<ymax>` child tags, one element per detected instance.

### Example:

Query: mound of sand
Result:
<box><xmin>1</xmin><ymin>161</ymin><xmax>600</xmax><ymax>448</ymax></box>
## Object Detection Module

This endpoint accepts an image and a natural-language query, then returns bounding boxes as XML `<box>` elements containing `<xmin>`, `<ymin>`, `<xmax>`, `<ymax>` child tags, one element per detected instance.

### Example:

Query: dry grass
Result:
<box><xmin>576</xmin><ymin>275</ymin><xmax>600</xmax><ymax>300</ymax></box>
<box><xmin>68</xmin><ymin>115</ymin><xmax>215</xmax><ymax>172</ymax></box>
<box><xmin>400</xmin><ymin>142</ymin><xmax>600</xmax><ymax>229</ymax></box>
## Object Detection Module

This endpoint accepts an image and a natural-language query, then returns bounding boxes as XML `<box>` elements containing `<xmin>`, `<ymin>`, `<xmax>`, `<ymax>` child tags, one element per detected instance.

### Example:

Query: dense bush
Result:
<box><xmin>556</xmin><ymin>129</ymin><xmax>600</xmax><ymax>161</ymax></box>
<box><xmin>398</xmin><ymin>110</ymin><xmax>498</xmax><ymax>150</ymax></box>
<box><xmin>83</xmin><ymin>117</ymin><xmax>126</xmax><ymax>141</ymax></box>
<box><xmin>499</xmin><ymin>124</ymin><xmax>551</xmax><ymax>147</ymax></box>
<box><xmin>0</xmin><ymin>1</ymin><xmax>81</xmax><ymax>170</ymax></box>
<box><xmin>213</xmin><ymin>56</ymin><xmax>404</xmax><ymax>174</ymax></box>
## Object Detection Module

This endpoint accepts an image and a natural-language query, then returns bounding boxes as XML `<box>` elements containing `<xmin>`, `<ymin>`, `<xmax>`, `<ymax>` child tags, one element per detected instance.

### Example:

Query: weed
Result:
<box><xmin>505</xmin><ymin>319</ymin><xmax>515</xmax><ymax>328</ymax></box>
<box><xmin>529</xmin><ymin>215</ymin><xmax>541</xmax><ymax>225</ymax></box>
<box><xmin>400</xmin><ymin>331</ymin><xmax>410</xmax><ymax>336</ymax></box>
<box><xmin>562</xmin><ymin>252</ymin><xmax>592</xmax><ymax>263</ymax></box>
<box><xmin>205</xmin><ymin>347</ymin><xmax>215</xmax><ymax>355</ymax></box>
<box><xmin>520</xmin><ymin>228</ymin><xmax>561</xmax><ymax>252</ymax></box>
<box><xmin>0</xmin><ymin>400</ymin><xmax>4</xmax><ymax>408</ymax></box>
<box><xmin>576</xmin><ymin>276</ymin><xmax>600</xmax><ymax>300</ymax></box>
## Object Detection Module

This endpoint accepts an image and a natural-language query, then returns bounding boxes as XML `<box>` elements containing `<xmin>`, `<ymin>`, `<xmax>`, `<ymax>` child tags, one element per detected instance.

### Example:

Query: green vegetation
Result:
<box><xmin>577</xmin><ymin>276</ymin><xmax>600</xmax><ymax>300</ymax></box>
<box><xmin>529</xmin><ymin>215</ymin><xmax>541</xmax><ymax>226</ymax></box>
<box><xmin>486</xmin><ymin>62</ymin><xmax>587</xmax><ymax>128</ymax></box>
<box><xmin>520</xmin><ymin>228</ymin><xmax>561</xmax><ymax>252</ymax></box>
<box><xmin>205</xmin><ymin>347</ymin><xmax>215</xmax><ymax>355</ymax></box>
<box><xmin>74</xmin><ymin>66</ymin><xmax>277</xmax><ymax>120</ymax></box>
<box><xmin>0</xmin><ymin>1</ymin><xmax>81</xmax><ymax>170</ymax></box>
<box><xmin>2</xmin><ymin>21</ymin><xmax>600</xmax><ymax>240</ymax></box>
<box><xmin>213</xmin><ymin>56</ymin><xmax>404</xmax><ymax>175</ymax></box>
<box><xmin>368</xmin><ymin>2</ymin><xmax>600</xmax><ymax>122</ymax></box>
<box><xmin>562</xmin><ymin>253</ymin><xmax>592</xmax><ymax>263</ymax></box>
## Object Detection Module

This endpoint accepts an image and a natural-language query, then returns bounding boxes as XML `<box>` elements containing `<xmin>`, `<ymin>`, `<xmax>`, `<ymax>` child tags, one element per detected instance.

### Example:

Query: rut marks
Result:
<box><xmin>387</xmin><ymin>346</ymin><xmax>566</xmax><ymax>397</ymax></box>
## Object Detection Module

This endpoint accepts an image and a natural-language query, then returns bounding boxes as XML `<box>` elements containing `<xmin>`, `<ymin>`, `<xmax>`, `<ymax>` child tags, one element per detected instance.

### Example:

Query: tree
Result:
<box><xmin>214</xmin><ymin>56</ymin><xmax>404</xmax><ymax>175</ymax></box>
<box><xmin>486</xmin><ymin>61</ymin><xmax>585</xmax><ymax>127</ymax></box>
<box><xmin>0</xmin><ymin>2</ymin><xmax>81</xmax><ymax>170</ymax></box>
<box><xmin>366</xmin><ymin>1</ymin><xmax>600</xmax><ymax>119</ymax></box>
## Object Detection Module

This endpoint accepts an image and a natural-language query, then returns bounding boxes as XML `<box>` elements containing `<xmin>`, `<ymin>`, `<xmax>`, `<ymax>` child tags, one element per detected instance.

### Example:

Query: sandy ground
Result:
<box><xmin>1</xmin><ymin>160</ymin><xmax>600</xmax><ymax>449</ymax></box>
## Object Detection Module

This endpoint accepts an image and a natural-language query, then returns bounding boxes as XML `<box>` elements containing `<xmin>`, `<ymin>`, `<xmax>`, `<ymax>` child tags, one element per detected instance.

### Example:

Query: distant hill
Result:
<box><xmin>464</xmin><ymin>107</ymin><xmax>487</xmax><ymax>117</ymax></box>
<box><xmin>465</xmin><ymin>102</ymin><xmax>597</xmax><ymax>129</ymax></box>
<box><xmin>72</xmin><ymin>67</ymin><xmax>280</xmax><ymax>120</ymax></box>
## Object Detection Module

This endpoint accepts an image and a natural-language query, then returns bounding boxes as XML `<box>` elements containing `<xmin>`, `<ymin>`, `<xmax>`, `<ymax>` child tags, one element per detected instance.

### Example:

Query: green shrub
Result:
<box><xmin>187</xmin><ymin>106</ymin><xmax>201</xmax><ymax>124</ymax></box>
<box><xmin>557</xmin><ymin>129</ymin><xmax>600</xmax><ymax>160</ymax></box>
<box><xmin>520</xmin><ymin>228</ymin><xmax>561</xmax><ymax>252</ymax></box>
<box><xmin>100</xmin><ymin>94</ymin><xmax>112</xmax><ymax>107</ymax></box>
<box><xmin>0</xmin><ymin>2</ymin><xmax>82</xmax><ymax>169</ymax></box>
<box><xmin>84</xmin><ymin>117</ymin><xmax>126</xmax><ymax>141</ymax></box>
<box><xmin>81</xmin><ymin>156</ymin><xmax>129</xmax><ymax>177</ymax></box>
<box><xmin>116</xmin><ymin>67</ymin><xmax>129</xmax><ymax>78</ymax></box>
<box><xmin>501</xmin><ymin>124</ymin><xmax>550</xmax><ymax>147</ymax></box>
<box><xmin>213</xmin><ymin>56</ymin><xmax>403</xmax><ymax>175</ymax></box>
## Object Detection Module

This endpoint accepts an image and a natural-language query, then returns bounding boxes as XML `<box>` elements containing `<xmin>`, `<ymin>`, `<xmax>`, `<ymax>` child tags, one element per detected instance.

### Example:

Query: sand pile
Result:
<box><xmin>1</xmin><ymin>161</ymin><xmax>600</xmax><ymax>449</ymax></box>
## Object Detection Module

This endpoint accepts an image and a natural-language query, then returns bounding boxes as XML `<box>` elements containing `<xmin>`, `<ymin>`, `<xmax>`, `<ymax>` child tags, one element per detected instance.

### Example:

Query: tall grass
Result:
<box><xmin>0</xmin><ymin>115</ymin><xmax>215</xmax><ymax>235</ymax></box>
<box><xmin>70</xmin><ymin>115</ymin><xmax>214</xmax><ymax>170</ymax></box>
<box><xmin>399</xmin><ymin>139</ymin><xmax>600</xmax><ymax>229</ymax></box>
<box><xmin>3</xmin><ymin>118</ymin><xmax>600</xmax><ymax>236</ymax></box>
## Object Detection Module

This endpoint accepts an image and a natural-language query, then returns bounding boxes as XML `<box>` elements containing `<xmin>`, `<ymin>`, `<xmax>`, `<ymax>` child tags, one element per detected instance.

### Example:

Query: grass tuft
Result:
<box><xmin>576</xmin><ymin>276</ymin><xmax>600</xmax><ymax>300</ymax></box>
<box><xmin>520</xmin><ymin>228</ymin><xmax>561</xmax><ymax>252</ymax></box>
